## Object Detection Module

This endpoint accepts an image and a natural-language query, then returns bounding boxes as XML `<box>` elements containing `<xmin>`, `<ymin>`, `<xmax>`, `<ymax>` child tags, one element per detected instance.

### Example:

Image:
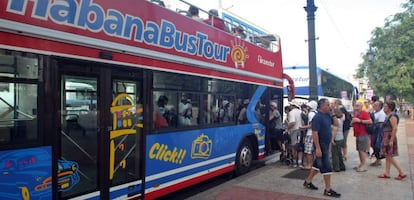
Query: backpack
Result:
<box><xmin>340</xmin><ymin>107</ymin><xmax>351</xmax><ymax>131</ymax></box>
<box><xmin>301</xmin><ymin>112</ymin><xmax>309</xmax><ymax>125</ymax></box>
<box><xmin>365</xmin><ymin>112</ymin><xmax>376</xmax><ymax>135</ymax></box>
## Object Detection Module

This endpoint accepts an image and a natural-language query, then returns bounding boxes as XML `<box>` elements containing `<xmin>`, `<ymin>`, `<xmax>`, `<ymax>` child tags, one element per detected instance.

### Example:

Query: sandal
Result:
<box><xmin>356</xmin><ymin>168</ymin><xmax>367</xmax><ymax>172</ymax></box>
<box><xmin>395</xmin><ymin>174</ymin><xmax>407</xmax><ymax>180</ymax></box>
<box><xmin>378</xmin><ymin>174</ymin><xmax>390</xmax><ymax>179</ymax></box>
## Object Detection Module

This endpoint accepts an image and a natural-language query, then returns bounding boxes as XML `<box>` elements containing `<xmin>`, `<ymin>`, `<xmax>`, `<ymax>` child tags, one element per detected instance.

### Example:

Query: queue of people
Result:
<box><xmin>269</xmin><ymin>96</ymin><xmax>407</xmax><ymax>198</ymax></box>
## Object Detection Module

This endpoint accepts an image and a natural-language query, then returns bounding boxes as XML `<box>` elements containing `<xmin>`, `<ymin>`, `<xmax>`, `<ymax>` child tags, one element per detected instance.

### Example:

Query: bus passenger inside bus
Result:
<box><xmin>178</xmin><ymin>94</ymin><xmax>193</xmax><ymax>126</ymax></box>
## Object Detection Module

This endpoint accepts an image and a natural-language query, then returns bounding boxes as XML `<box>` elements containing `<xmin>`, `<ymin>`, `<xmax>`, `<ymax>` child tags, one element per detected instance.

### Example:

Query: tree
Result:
<box><xmin>357</xmin><ymin>1</ymin><xmax>414</xmax><ymax>103</ymax></box>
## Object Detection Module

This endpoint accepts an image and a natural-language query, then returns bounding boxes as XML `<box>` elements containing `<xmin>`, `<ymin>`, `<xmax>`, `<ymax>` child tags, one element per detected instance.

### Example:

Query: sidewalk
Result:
<box><xmin>187</xmin><ymin>118</ymin><xmax>414</xmax><ymax>200</ymax></box>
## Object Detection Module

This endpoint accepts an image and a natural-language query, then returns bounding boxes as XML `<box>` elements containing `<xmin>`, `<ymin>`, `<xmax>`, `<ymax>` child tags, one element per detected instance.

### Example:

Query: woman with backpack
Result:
<box><xmin>377</xmin><ymin>101</ymin><xmax>407</xmax><ymax>180</ymax></box>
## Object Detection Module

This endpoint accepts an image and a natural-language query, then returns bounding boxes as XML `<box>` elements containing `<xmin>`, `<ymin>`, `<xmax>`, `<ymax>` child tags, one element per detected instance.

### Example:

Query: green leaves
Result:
<box><xmin>359</xmin><ymin>1</ymin><xmax>414</xmax><ymax>102</ymax></box>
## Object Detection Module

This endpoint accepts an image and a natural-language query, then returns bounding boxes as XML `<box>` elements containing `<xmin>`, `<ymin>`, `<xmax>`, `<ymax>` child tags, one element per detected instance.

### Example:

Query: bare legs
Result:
<box><xmin>358</xmin><ymin>150</ymin><xmax>368</xmax><ymax>169</ymax></box>
<box><xmin>342</xmin><ymin>146</ymin><xmax>347</xmax><ymax>160</ymax></box>
<box><xmin>305</xmin><ymin>169</ymin><xmax>332</xmax><ymax>191</ymax></box>
<box><xmin>384</xmin><ymin>156</ymin><xmax>406</xmax><ymax>176</ymax></box>
<box><xmin>323</xmin><ymin>174</ymin><xmax>331</xmax><ymax>190</ymax></box>
<box><xmin>305</xmin><ymin>168</ymin><xmax>318</xmax><ymax>183</ymax></box>
<box><xmin>304</xmin><ymin>154</ymin><xmax>314</xmax><ymax>169</ymax></box>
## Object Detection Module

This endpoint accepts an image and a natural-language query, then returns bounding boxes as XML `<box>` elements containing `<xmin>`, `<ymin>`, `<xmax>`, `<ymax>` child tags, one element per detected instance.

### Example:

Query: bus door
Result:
<box><xmin>57</xmin><ymin>60</ymin><xmax>144</xmax><ymax>199</ymax></box>
<box><xmin>108</xmin><ymin>69</ymin><xmax>144</xmax><ymax>199</ymax></box>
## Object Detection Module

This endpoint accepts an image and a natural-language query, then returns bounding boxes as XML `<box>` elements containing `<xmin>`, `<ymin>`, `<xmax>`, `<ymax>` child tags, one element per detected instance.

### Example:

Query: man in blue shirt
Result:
<box><xmin>303</xmin><ymin>98</ymin><xmax>341</xmax><ymax>198</ymax></box>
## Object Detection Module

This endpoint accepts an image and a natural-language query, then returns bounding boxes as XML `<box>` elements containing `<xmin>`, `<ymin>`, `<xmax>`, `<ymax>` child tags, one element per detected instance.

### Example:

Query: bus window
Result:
<box><xmin>153</xmin><ymin>91</ymin><xmax>178</xmax><ymax>128</ymax></box>
<box><xmin>178</xmin><ymin>93</ymin><xmax>200</xmax><ymax>127</ymax></box>
<box><xmin>111</xmin><ymin>79</ymin><xmax>141</xmax><ymax>185</ymax></box>
<box><xmin>200</xmin><ymin>94</ymin><xmax>214</xmax><ymax>125</ymax></box>
<box><xmin>60</xmin><ymin>76</ymin><xmax>98</xmax><ymax>197</ymax></box>
<box><xmin>213</xmin><ymin>96</ymin><xmax>235</xmax><ymax>124</ymax></box>
<box><xmin>0</xmin><ymin>52</ymin><xmax>39</xmax><ymax>144</ymax></box>
<box><xmin>0</xmin><ymin>83</ymin><xmax>37</xmax><ymax>143</ymax></box>
<box><xmin>62</xmin><ymin>77</ymin><xmax>97</xmax><ymax>135</ymax></box>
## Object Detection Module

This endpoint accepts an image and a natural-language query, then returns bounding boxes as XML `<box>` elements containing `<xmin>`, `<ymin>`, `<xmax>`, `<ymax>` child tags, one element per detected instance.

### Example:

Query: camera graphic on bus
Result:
<box><xmin>191</xmin><ymin>134</ymin><xmax>212</xmax><ymax>159</ymax></box>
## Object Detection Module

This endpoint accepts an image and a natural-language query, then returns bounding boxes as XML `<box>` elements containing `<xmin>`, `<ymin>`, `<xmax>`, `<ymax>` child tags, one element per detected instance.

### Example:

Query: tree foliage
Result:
<box><xmin>357</xmin><ymin>1</ymin><xmax>414</xmax><ymax>103</ymax></box>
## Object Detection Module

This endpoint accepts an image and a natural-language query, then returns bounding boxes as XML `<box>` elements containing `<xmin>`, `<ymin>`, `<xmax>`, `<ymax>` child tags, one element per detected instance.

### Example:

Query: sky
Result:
<box><xmin>166</xmin><ymin>0</ymin><xmax>406</xmax><ymax>82</ymax></box>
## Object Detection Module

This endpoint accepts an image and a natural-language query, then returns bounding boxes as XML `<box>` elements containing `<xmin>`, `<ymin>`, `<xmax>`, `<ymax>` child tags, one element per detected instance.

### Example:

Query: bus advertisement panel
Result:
<box><xmin>0</xmin><ymin>0</ymin><xmax>289</xmax><ymax>199</ymax></box>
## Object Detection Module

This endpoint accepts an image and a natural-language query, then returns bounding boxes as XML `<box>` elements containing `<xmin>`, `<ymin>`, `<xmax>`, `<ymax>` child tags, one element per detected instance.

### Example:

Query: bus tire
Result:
<box><xmin>235</xmin><ymin>139</ymin><xmax>253</xmax><ymax>176</ymax></box>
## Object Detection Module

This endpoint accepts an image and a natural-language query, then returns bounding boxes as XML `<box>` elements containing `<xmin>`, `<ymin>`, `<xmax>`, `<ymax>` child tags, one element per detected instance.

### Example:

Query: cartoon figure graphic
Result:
<box><xmin>230</xmin><ymin>39</ymin><xmax>249</xmax><ymax>69</ymax></box>
<box><xmin>109</xmin><ymin>93</ymin><xmax>143</xmax><ymax>180</ymax></box>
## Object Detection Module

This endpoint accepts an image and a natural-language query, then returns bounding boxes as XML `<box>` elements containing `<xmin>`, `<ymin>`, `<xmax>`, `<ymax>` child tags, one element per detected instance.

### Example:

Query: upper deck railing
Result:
<box><xmin>148</xmin><ymin>0</ymin><xmax>280</xmax><ymax>53</ymax></box>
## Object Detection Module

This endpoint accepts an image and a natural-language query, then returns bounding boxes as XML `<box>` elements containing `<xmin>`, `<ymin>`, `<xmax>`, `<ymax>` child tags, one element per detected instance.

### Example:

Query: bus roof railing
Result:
<box><xmin>148</xmin><ymin>0</ymin><xmax>278</xmax><ymax>52</ymax></box>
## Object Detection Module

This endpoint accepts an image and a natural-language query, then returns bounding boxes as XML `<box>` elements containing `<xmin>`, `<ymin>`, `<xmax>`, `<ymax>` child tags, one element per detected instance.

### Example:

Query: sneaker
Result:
<box><xmin>324</xmin><ymin>189</ymin><xmax>341</xmax><ymax>198</ymax></box>
<box><xmin>303</xmin><ymin>181</ymin><xmax>318</xmax><ymax>190</ymax></box>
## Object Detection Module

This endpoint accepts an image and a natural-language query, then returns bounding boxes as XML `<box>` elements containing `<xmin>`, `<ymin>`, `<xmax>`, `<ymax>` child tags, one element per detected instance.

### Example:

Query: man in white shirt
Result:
<box><xmin>287</xmin><ymin>99</ymin><xmax>304</xmax><ymax>167</ymax></box>
<box><xmin>371</xmin><ymin>100</ymin><xmax>386</xmax><ymax>166</ymax></box>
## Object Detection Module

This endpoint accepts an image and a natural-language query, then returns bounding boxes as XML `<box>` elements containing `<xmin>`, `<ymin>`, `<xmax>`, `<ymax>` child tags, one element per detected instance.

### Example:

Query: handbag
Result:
<box><xmin>375</xmin><ymin>127</ymin><xmax>385</xmax><ymax>159</ymax></box>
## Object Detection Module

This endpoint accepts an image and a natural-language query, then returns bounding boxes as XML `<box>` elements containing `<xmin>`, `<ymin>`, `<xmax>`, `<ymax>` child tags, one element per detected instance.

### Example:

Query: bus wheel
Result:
<box><xmin>235</xmin><ymin>139</ymin><xmax>253</xmax><ymax>176</ymax></box>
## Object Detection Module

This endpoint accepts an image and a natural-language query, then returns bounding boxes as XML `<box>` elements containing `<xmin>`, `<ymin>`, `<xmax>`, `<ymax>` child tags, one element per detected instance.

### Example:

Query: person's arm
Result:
<box><xmin>351</xmin><ymin>113</ymin><xmax>360</xmax><ymax>124</ymax></box>
<box><xmin>301</xmin><ymin>112</ymin><xmax>314</xmax><ymax>129</ymax></box>
<box><xmin>359</xmin><ymin>112</ymin><xmax>372</xmax><ymax>124</ymax></box>
<box><xmin>312</xmin><ymin>130</ymin><xmax>321</xmax><ymax>157</ymax></box>
<box><xmin>300</xmin><ymin>123</ymin><xmax>311</xmax><ymax>129</ymax></box>
<box><xmin>269</xmin><ymin>110</ymin><xmax>275</xmax><ymax>120</ymax></box>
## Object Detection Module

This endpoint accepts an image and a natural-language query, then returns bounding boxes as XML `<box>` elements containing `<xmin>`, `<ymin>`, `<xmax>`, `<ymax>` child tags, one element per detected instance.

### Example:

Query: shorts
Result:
<box><xmin>273</xmin><ymin>128</ymin><xmax>284</xmax><ymax>141</ymax></box>
<box><xmin>304</xmin><ymin>135</ymin><xmax>314</xmax><ymax>154</ymax></box>
<box><xmin>356</xmin><ymin>134</ymin><xmax>370</xmax><ymax>152</ymax></box>
<box><xmin>289</xmin><ymin>129</ymin><xmax>301</xmax><ymax>146</ymax></box>
<box><xmin>312</xmin><ymin>142</ymin><xmax>332</xmax><ymax>175</ymax></box>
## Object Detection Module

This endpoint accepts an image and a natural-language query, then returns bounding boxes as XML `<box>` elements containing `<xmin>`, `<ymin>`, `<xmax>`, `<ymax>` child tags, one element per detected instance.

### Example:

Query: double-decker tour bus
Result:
<box><xmin>0</xmin><ymin>0</ymin><xmax>294</xmax><ymax>199</ymax></box>
<box><xmin>283</xmin><ymin>66</ymin><xmax>358</xmax><ymax>111</ymax></box>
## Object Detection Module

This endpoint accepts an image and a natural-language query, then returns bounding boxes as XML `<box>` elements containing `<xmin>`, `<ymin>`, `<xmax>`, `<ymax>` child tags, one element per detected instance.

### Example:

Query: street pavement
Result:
<box><xmin>185</xmin><ymin>118</ymin><xmax>414</xmax><ymax>200</ymax></box>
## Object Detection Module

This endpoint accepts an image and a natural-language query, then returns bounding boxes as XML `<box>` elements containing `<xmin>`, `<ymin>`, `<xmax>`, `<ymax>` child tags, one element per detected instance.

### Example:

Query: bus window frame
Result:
<box><xmin>0</xmin><ymin>50</ymin><xmax>43</xmax><ymax>150</ymax></box>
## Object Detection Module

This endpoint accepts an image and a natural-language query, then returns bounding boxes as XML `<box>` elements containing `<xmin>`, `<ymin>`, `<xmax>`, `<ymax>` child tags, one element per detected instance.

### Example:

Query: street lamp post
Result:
<box><xmin>304</xmin><ymin>0</ymin><xmax>318</xmax><ymax>101</ymax></box>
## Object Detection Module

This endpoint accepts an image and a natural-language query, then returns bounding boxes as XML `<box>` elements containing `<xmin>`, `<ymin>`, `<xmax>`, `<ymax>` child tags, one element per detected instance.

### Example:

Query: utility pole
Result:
<box><xmin>304</xmin><ymin>0</ymin><xmax>318</xmax><ymax>101</ymax></box>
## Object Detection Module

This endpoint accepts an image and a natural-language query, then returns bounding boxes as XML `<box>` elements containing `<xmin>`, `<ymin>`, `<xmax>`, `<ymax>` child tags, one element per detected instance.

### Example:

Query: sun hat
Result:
<box><xmin>288</xmin><ymin>99</ymin><xmax>300</xmax><ymax>108</ymax></box>
<box><xmin>306</xmin><ymin>101</ymin><xmax>317</xmax><ymax>110</ymax></box>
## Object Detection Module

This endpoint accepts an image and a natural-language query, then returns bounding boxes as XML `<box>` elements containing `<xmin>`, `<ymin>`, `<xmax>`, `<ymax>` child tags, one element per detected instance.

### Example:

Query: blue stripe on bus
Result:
<box><xmin>247</xmin><ymin>85</ymin><xmax>266</xmax><ymax>124</ymax></box>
